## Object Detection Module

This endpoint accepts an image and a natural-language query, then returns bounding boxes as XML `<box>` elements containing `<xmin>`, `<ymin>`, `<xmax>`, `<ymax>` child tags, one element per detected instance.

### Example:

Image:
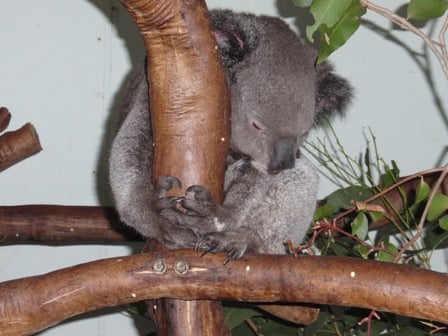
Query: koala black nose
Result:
<box><xmin>267</xmin><ymin>137</ymin><xmax>296</xmax><ymax>174</ymax></box>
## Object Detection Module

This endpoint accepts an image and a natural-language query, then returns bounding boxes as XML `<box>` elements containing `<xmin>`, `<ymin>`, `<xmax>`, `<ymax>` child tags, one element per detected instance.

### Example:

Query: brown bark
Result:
<box><xmin>2</xmin><ymin>169</ymin><xmax>446</xmax><ymax>243</ymax></box>
<box><xmin>0</xmin><ymin>123</ymin><xmax>42</xmax><ymax>172</ymax></box>
<box><xmin>1</xmin><ymin>252</ymin><xmax>448</xmax><ymax>336</ymax></box>
<box><xmin>0</xmin><ymin>205</ymin><xmax>142</xmax><ymax>243</ymax></box>
<box><xmin>118</xmin><ymin>0</ymin><xmax>231</xmax><ymax>334</ymax></box>
<box><xmin>257</xmin><ymin>304</ymin><xmax>319</xmax><ymax>325</ymax></box>
<box><xmin>0</xmin><ymin>107</ymin><xmax>11</xmax><ymax>133</ymax></box>
<box><xmin>120</xmin><ymin>0</ymin><xmax>230</xmax><ymax>200</ymax></box>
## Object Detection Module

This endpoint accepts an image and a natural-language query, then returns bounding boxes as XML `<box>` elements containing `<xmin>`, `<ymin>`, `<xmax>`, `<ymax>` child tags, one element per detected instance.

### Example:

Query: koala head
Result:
<box><xmin>210</xmin><ymin>10</ymin><xmax>353</xmax><ymax>174</ymax></box>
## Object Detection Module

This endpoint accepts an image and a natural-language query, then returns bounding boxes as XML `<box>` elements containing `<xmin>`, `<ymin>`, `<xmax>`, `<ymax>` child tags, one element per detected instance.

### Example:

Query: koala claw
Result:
<box><xmin>196</xmin><ymin>232</ymin><xmax>248</xmax><ymax>264</ymax></box>
<box><xmin>195</xmin><ymin>233</ymin><xmax>219</xmax><ymax>255</ymax></box>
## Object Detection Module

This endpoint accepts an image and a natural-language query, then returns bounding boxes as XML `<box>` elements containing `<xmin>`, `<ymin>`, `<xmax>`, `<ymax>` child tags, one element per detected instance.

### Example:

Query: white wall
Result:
<box><xmin>0</xmin><ymin>0</ymin><xmax>446</xmax><ymax>334</ymax></box>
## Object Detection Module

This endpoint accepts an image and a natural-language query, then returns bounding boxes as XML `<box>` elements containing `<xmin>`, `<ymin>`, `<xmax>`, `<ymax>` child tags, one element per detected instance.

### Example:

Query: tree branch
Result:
<box><xmin>0</xmin><ymin>122</ymin><xmax>42</xmax><ymax>173</ymax></box>
<box><xmin>118</xmin><ymin>0</ymin><xmax>231</xmax><ymax>334</ymax></box>
<box><xmin>1</xmin><ymin>251</ymin><xmax>447</xmax><ymax>336</ymax></box>
<box><xmin>359</xmin><ymin>0</ymin><xmax>448</xmax><ymax>79</ymax></box>
<box><xmin>0</xmin><ymin>205</ymin><xmax>142</xmax><ymax>244</ymax></box>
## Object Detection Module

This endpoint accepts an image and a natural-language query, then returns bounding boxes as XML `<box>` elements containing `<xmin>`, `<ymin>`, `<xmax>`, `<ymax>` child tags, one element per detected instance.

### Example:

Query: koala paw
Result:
<box><xmin>153</xmin><ymin>176</ymin><xmax>184</xmax><ymax>212</ymax></box>
<box><xmin>182</xmin><ymin>185</ymin><xmax>217</xmax><ymax>217</ymax></box>
<box><xmin>195</xmin><ymin>232</ymin><xmax>249</xmax><ymax>264</ymax></box>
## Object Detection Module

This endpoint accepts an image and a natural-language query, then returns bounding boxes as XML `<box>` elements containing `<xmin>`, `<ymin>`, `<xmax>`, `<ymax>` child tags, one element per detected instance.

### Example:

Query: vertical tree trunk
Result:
<box><xmin>118</xmin><ymin>0</ymin><xmax>231</xmax><ymax>334</ymax></box>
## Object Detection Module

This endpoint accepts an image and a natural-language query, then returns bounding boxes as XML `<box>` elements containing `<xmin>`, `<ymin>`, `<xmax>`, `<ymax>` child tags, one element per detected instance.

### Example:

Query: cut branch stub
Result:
<box><xmin>0</xmin><ymin>123</ymin><xmax>42</xmax><ymax>172</ymax></box>
<box><xmin>0</xmin><ymin>107</ymin><xmax>11</xmax><ymax>132</ymax></box>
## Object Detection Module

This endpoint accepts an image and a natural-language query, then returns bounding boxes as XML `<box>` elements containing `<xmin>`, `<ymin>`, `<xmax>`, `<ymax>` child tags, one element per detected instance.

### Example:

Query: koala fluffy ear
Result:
<box><xmin>314</xmin><ymin>62</ymin><xmax>353</xmax><ymax>125</ymax></box>
<box><xmin>213</xmin><ymin>29</ymin><xmax>246</xmax><ymax>68</ymax></box>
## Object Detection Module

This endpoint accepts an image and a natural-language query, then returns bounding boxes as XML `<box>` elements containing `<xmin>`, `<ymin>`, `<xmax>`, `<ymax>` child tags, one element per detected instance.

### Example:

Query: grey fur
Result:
<box><xmin>109</xmin><ymin>10</ymin><xmax>352</xmax><ymax>260</ymax></box>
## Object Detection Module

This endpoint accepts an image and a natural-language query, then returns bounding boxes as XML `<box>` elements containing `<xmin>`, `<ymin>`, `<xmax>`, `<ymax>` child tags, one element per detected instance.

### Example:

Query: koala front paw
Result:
<box><xmin>195</xmin><ymin>232</ymin><xmax>249</xmax><ymax>264</ymax></box>
<box><xmin>182</xmin><ymin>185</ymin><xmax>217</xmax><ymax>217</ymax></box>
<box><xmin>154</xmin><ymin>176</ymin><xmax>184</xmax><ymax>212</ymax></box>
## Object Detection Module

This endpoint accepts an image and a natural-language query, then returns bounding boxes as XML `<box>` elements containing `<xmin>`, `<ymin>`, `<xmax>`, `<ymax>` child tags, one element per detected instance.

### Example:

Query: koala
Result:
<box><xmin>109</xmin><ymin>10</ymin><xmax>352</xmax><ymax>261</ymax></box>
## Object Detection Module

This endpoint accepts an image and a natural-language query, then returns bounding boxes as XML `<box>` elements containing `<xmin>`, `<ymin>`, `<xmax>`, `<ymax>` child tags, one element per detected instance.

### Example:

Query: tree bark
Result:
<box><xmin>118</xmin><ymin>0</ymin><xmax>231</xmax><ymax>335</ymax></box>
<box><xmin>0</xmin><ymin>205</ymin><xmax>142</xmax><ymax>243</ymax></box>
<box><xmin>0</xmin><ymin>107</ymin><xmax>11</xmax><ymax>132</ymax></box>
<box><xmin>120</xmin><ymin>0</ymin><xmax>230</xmax><ymax>199</ymax></box>
<box><xmin>0</xmin><ymin>123</ymin><xmax>42</xmax><ymax>172</ymax></box>
<box><xmin>1</xmin><ymin>252</ymin><xmax>448</xmax><ymax>336</ymax></box>
<box><xmin>2</xmin><ymin>166</ymin><xmax>447</xmax><ymax>244</ymax></box>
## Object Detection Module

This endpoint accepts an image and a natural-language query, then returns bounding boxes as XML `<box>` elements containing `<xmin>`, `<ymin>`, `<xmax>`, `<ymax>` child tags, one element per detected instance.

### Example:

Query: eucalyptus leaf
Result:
<box><xmin>292</xmin><ymin>0</ymin><xmax>313</xmax><ymax>7</ymax></box>
<box><xmin>313</xmin><ymin>203</ymin><xmax>339</xmax><ymax>221</ymax></box>
<box><xmin>317</xmin><ymin>0</ymin><xmax>366</xmax><ymax>62</ymax></box>
<box><xmin>415</xmin><ymin>178</ymin><xmax>430</xmax><ymax>204</ymax></box>
<box><xmin>224</xmin><ymin>306</ymin><xmax>259</xmax><ymax>330</ymax></box>
<box><xmin>329</xmin><ymin>243</ymin><xmax>346</xmax><ymax>256</ymax></box>
<box><xmin>306</xmin><ymin>0</ymin><xmax>352</xmax><ymax>42</ymax></box>
<box><xmin>368</xmin><ymin>210</ymin><xmax>384</xmax><ymax>222</ymax></box>
<box><xmin>355</xmin><ymin>243</ymin><xmax>370</xmax><ymax>259</ymax></box>
<box><xmin>378</xmin><ymin>242</ymin><xmax>398</xmax><ymax>262</ymax></box>
<box><xmin>439</xmin><ymin>214</ymin><xmax>448</xmax><ymax>230</ymax></box>
<box><xmin>351</xmin><ymin>212</ymin><xmax>368</xmax><ymax>240</ymax></box>
<box><xmin>256</xmin><ymin>317</ymin><xmax>299</xmax><ymax>335</ymax></box>
<box><xmin>407</xmin><ymin>0</ymin><xmax>448</xmax><ymax>20</ymax></box>
<box><xmin>427</xmin><ymin>194</ymin><xmax>448</xmax><ymax>221</ymax></box>
<box><xmin>326</xmin><ymin>185</ymin><xmax>374</xmax><ymax>210</ymax></box>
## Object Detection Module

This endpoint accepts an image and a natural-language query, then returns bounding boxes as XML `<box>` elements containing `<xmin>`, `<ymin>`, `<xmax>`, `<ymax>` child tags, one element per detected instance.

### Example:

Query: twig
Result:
<box><xmin>359</xmin><ymin>0</ymin><xmax>448</xmax><ymax>80</ymax></box>
<box><xmin>393</xmin><ymin>164</ymin><xmax>448</xmax><ymax>262</ymax></box>
<box><xmin>359</xmin><ymin>310</ymin><xmax>381</xmax><ymax>336</ymax></box>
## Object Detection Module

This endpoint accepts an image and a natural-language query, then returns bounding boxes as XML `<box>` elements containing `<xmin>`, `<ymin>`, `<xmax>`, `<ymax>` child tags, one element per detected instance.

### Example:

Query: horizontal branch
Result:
<box><xmin>0</xmin><ymin>205</ymin><xmax>142</xmax><ymax>244</ymax></box>
<box><xmin>1</xmin><ymin>251</ymin><xmax>447</xmax><ymax>335</ymax></box>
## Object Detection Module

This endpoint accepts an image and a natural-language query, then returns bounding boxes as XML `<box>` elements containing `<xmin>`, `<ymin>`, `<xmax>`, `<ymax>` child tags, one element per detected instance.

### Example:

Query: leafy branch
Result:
<box><xmin>304</xmin><ymin>127</ymin><xmax>448</xmax><ymax>267</ymax></box>
<box><xmin>359</xmin><ymin>0</ymin><xmax>448</xmax><ymax>79</ymax></box>
<box><xmin>296</xmin><ymin>0</ymin><xmax>448</xmax><ymax>79</ymax></box>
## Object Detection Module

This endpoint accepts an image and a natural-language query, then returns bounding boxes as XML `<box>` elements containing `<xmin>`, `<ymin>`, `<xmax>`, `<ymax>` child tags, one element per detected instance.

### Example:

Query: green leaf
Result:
<box><xmin>427</xmin><ymin>194</ymin><xmax>448</xmax><ymax>221</ymax></box>
<box><xmin>330</xmin><ymin>242</ymin><xmax>350</xmax><ymax>256</ymax></box>
<box><xmin>378</xmin><ymin>242</ymin><xmax>398</xmax><ymax>262</ymax></box>
<box><xmin>351</xmin><ymin>212</ymin><xmax>368</xmax><ymax>240</ymax></box>
<box><xmin>292</xmin><ymin>0</ymin><xmax>313</xmax><ymax>7</ymax></box>
<box><xmin>355</xmin><ymin>244</ymin><xmax>370</xmax><ymax>259</ymax></box>
<box><xmin>224</xmin><ymin>307</ymin><xmax>259</xmax><ymax>330</ymax></box>
<box><xmin>381</xmin><ymin>160</ymin><xmax>401</xmax><ymax>187</ymax></box>
<box><xmin>439</xmin><ymin>214</ymin><xmax>448</xmax><ymax>230</ymax></box>
<box><xmin>306</xmin><ymin>0</ymin><xmax>353</xmax><ymax>42</ymax></box>
<box><xmin>325</xmin><ymin>185</ymin><xmax>374</xmax><ymax>210</ymax></box>
<box><xmin>313</xmin><ymin>203</ymin><xmax>338</xmax><ymax>221</ymax></box>
<box><xmin>407</xmin><ymin>0</ymin><xmax>448</xmax><ymax>20</ymax></box>
<box><xmin>415</xmin><ymin>178</ymin><xmax>430</xmax><ymax>204</ymax></box>
<box><xmin>368</xmin><ymin>209</ymin><xmax>384</xmax><ymax>222</ymax></box>
<box><xmin>317</xmin><ymin>0</ymin><xmax>366</xmax><ymax>62</ymax></box>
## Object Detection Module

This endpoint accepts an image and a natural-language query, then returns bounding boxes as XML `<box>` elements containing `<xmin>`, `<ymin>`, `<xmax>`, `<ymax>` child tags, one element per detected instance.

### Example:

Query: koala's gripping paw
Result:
<box><xmin>195</xmin><ymin>232</ymin><xmax>249</xmax><ymax>264</ymax></box>
<box><xmin>182</xmin><ymin>185</ymin><xmax>217</xmax><ymax>217</ymax></box>
<box><xmin>153</xmin><ymin>176</ymin><xmax>183</xmax><ymax>212</ymax></box>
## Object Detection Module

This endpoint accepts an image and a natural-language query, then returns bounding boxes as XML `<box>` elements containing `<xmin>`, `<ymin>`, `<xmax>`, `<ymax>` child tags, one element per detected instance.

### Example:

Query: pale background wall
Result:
<box><xmin>0</xmin><ymin>0</ymin><xmax>446</xmax><ymax>335</ymax></box>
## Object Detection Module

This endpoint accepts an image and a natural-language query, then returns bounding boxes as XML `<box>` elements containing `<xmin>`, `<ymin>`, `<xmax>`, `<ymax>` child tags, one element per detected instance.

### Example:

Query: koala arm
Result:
<box><xmin>192</xmin><ymin>157</ymin><xmax>319</xmax><ymax>260</ymax></box>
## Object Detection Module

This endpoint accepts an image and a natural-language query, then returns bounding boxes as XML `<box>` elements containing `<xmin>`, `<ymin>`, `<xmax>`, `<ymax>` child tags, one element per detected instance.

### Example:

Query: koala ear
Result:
<box><xmin>213</xmin><ymin>29</ymin><xmax>246</xmax><ymax>68</ymax></box>
<box><xmin>314</xmin><ymin>61</ymin><xmax>353</xmax><ymax>125</ymax></box>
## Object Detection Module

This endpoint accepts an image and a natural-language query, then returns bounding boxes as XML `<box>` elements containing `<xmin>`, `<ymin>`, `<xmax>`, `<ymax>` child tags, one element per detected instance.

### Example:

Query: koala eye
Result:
<box><xmin>251</xmin><ymin>120</ymin><xmax>265</xmax><ymax>135</ymax></box>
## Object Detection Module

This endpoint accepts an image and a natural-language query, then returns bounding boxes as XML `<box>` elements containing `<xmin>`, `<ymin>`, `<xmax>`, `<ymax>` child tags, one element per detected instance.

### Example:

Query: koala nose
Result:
<box><xmin>267</xmin><ymin>137</ymin><xmax>296</xmax><ymax>174</ymax></box>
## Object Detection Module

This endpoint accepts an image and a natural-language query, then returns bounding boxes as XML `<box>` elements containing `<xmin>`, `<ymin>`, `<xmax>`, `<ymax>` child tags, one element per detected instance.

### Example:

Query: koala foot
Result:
<box><xmin>195</xmin><ymin>232</ymin><xmax>249</xmax><ymax>264</ymax></box>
